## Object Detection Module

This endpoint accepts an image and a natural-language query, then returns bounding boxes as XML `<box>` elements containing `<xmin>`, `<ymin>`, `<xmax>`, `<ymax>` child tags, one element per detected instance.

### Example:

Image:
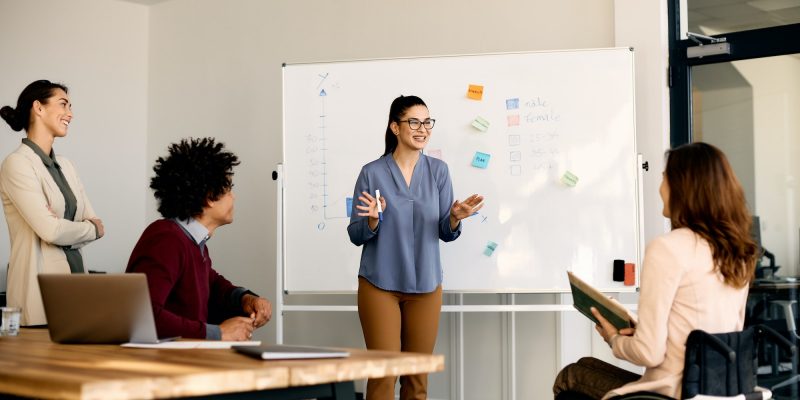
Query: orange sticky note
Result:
<box><xmin>467</xmin><ymin>84</ymin><xmax>484</xmax><ymax>100</ymax></box>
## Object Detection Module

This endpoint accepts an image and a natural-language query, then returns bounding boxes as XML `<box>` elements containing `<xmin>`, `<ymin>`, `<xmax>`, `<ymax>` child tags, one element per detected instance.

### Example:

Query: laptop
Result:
<box><xmin>38</xmin><ymin>273</ymin><xmax>176</xmax><ymax>344</ymax></box>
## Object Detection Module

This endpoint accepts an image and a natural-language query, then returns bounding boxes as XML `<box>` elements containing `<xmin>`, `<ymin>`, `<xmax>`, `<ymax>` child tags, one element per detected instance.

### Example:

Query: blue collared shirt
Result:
<box><xmin>174</xmin><ymin>218</ymin><xmax>210</xmax><ymax>253</ymax></box>
<box><xmin>347</xmin><ymin>154</ymin><xmax>461</xmax><ymax>293</ymax></box>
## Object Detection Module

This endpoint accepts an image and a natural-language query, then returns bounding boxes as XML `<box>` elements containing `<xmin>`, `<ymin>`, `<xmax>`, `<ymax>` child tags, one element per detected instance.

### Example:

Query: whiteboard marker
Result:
<box><xmin>375</xmin><ymin>190</ymin><xmax>383</xmax><ymax>221</ymax></box>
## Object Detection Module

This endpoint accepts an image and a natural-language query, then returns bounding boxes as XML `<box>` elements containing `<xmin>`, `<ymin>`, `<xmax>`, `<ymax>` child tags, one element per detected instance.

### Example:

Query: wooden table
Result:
<box><xmin>0</xmin><ymin>329</ymin><xmax>444</xmax><ymax>400</ymax></box>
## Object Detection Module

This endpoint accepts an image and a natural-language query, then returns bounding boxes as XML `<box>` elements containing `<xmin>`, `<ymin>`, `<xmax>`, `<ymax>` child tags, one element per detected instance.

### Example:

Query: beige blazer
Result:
<box><xmin>0</xmin><ymin>143</ymin><xmax>98</xmax><ymax>326</ymax></box>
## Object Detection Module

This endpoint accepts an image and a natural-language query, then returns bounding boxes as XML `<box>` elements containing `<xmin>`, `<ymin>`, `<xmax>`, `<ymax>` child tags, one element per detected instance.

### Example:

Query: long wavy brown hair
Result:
<box><xmin>664</xmin><ymin>142</ymin><xmax>758</xmax><ymax>288</ymax></box>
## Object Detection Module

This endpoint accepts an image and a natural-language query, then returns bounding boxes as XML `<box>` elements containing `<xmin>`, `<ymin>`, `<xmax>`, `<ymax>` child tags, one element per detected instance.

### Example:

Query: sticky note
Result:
<box><xmin>484</xmin><ymin>241</ymin><xmax>498</xmax><ymax>256</ymax></box>
<box><xmin>471</xmin><ymin>152</ymin><xmax>491</xmax><ymax>169</ymax></box>
<box><xmin>508</xmin><ymin>135</ymin><xmax>521</xmax><ymax>146</ymax></box>
<box><xmin>467</xmin><ymin>84</ymin><xmax>484</xmax><ymax>100</ymax></box>
<box><xmin>506</xmin><ymin>98</ymin><xmax>520</xmax><ymax>110</ymax></box>
<box><xmin>471</xmin><ymin>116</ymin><xmax>490</xmax><ymax>132</ymax></box>
<box><xmin>346</xmin><ymin>197</ymin><xmax>353</xmax><ymax>217</ymax></box>
<box><xmin>507</xmin><ymin>115</ymin><xmax>520</xmax><ymax>127</ymax></box>
<box><xmin>561</xmin><ymin>171</ymin><xmax>579</xmax><ymax>187</ymax></box>
<box><xmin>510</xmin><ymin>165</ymin><xmax>521</xmax><ymax>176</ymax></box>
<box><xmin>509</xmin><ymin>151</ymin><xmax>521</xmax><ymax>162</ymax></box>
<box><xmin>427</xmin><ymin>149</ymin><xmax>442</xmax><ymax>160</ymax></box>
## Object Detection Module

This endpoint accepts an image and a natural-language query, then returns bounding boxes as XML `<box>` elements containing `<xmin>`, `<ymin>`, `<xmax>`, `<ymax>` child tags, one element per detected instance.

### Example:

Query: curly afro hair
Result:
<box><xmin>150</xmin><ymin>137</ymin><xmax>240</xmax><ymax>220</ymax></box>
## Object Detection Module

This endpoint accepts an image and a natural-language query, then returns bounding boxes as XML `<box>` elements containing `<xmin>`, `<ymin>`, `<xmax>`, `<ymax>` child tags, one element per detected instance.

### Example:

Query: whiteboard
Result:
<box><xmin>281</xmin><ymin>48</ymin><xmax>641</xmax><ymax>293</ymax></box>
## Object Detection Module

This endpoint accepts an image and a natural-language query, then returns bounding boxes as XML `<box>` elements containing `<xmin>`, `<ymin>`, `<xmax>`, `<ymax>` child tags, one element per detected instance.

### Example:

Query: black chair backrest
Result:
<box><xmin>682</xmin><ymin>324</ymin><xmax>795</xmax><ymax>399</ymax></box>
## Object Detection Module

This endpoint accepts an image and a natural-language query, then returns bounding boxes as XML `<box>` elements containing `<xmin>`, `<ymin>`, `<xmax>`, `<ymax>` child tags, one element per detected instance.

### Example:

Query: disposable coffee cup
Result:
<box><xmin>0</xmin><ymin>307</ymin><xmax>21</xmax><ymax>336</ymax></box>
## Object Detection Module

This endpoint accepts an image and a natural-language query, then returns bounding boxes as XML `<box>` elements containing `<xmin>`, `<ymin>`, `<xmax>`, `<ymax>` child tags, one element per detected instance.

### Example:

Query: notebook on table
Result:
<box><xmin>38</xmin><ymin>273</ymin><xmax>177</xmax><ymax>344</ymax></box>
<box><xmin>235</xmin><ymin>344</ymin><xmax>350</xmax><ymax>360</ymax></box>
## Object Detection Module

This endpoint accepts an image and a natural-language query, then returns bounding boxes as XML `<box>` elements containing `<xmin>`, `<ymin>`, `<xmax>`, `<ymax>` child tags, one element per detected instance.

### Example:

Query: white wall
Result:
<box><xmin>0</xmin><ymin>0</ymin><xmax>149</xmax><ymax>288</ymax></box>
<box><xmin>148</xmin><ymin>1</ymin><xmax>670</xmax><ymax>398</ymax></box>
<box><xmin>0</xmin><ymin>0</ymin><xmax>672</xmax><ymax>398</ymax></box>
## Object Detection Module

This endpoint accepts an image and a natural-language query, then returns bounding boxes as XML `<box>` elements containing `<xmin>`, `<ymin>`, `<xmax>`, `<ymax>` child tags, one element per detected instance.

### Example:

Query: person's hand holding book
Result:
<box><xmin>591</xmin><ymin>307</ymin><xmax>636</xmax><ymax>348</ymax></box>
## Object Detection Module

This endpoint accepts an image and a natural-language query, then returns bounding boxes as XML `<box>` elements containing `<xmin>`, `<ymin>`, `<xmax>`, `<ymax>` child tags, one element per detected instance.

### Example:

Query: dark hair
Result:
<box><xmin>1</xmin><ymin>80</ymin><xmax>68</xmax><ymax>132</ymax></box>
<box><xmin>150</xmin><ymin>137</ymin><xmax>240</xmax><ymax>220</ymax></box>
<box><xmin>383</xmin><ymin>95</ymin><xmax>427</xmax><ymax>156</ymax></box>
<box><xmin>664</xmin><ymin>142</ymin><xmax>758</xmax><ymax>288</ymax></box>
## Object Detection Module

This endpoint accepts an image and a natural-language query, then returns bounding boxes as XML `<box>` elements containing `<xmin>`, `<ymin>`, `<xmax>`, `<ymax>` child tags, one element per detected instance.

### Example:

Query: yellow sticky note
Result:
<box><xmin>467</xmin><ymin>84</ymin><xmax>484</xmax><ymax>100</ymax></box>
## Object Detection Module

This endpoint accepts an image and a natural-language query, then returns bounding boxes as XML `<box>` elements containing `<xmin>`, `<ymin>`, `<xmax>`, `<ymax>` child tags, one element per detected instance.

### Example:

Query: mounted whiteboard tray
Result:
<box><xmin>280</xmin><ymin>47</ymin><xmax>641</xmax><ymax>294</ymax></box>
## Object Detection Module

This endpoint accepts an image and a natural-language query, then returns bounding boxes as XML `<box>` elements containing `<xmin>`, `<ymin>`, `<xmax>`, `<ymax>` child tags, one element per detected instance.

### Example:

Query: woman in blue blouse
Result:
<box><xmin>348</xmin><ymin>95</ymin><xmax>483</xmax><ymax>400</ymax></box>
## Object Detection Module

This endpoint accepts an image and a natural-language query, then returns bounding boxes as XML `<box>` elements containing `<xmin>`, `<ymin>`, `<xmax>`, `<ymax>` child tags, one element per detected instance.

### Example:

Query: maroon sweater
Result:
<box><xmin>126</xmin><ymin>219</ymin><xmax>241</xmax><ymax>339</ymax></box>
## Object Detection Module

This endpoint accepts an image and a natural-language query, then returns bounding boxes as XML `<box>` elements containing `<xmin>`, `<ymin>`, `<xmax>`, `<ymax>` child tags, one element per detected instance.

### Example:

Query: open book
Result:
<box><xmin>235</xmin><ymin>344</ymin><xmax>350</xmax><ymax>360</ymax></box>
<box><xmin>567</xmin><ymin>271</ymin><xmax>633</xmax><ymax>330</ymax></box>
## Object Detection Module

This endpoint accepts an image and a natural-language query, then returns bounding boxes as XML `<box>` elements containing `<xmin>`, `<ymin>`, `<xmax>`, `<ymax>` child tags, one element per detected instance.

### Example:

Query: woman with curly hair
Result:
<box><xmin>553</xmin><ymin>142</ymin><xmax>759</xmax><ymax>400</ymax></box>
<box><xmin>0</xmin><ymin>80</ymin><xmax>104</xmax><ymax>326</ymax></box>
<box><xmin>126</xmin><ymin>137</ymin><xmax>271</xmax><ymax>341</ymax></box>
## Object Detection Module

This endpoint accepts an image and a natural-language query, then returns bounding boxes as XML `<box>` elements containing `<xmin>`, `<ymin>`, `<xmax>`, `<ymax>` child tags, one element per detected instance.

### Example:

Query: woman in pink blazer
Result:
<box><xmin>554</xmin><ymin>142</ymin><xmax>759</xmax><ymax>400</ymax></box>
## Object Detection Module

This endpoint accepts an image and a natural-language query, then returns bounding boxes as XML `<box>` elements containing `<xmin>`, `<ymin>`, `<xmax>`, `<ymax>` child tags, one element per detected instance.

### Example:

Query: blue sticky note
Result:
<box><xmin>346</xmin><ymin>197</ymin><xmax>353</xmax><ymax>217</ymax></box>
<box><xmin>471</xmin><ymin>152</ymin><xmax>491</xmax><ymax>169</ymax></box>
<box><xmin>484</xmin><ymin>241</ymin><xmax>498</xmax><ymax>256</ymax></box>
<box><xmin>506</xmin><ymin>98</ymin><xmax>519</xmax><ymax>110</ymax></box>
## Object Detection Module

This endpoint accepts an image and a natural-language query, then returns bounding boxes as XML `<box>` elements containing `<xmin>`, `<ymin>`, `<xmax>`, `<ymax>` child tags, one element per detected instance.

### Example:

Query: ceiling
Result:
<box><xmin>114</xmin><ymin>0</ymin><xmax>800</xmax><ymax>33</ymax></box>
<box><xmin>688</xmin><ymin>0</ymin><xmax>800</xmax><ymax>33</ymax></box>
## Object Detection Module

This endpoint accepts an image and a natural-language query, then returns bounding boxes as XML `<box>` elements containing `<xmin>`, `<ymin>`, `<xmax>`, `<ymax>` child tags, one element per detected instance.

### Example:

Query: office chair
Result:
<box><xmin>612</xmin><ymin>324</ymin><xmax>796</xmax><ymax>400</ymax></box>
<box><xmin>755</xmin><ymin>249</ymin><xmax>782</xmax><ymax>281</ymax></box>
<box><xmin>751</xmin><ymin>216</ymin><xmax>781</xmax><ymax>281</ymax></box>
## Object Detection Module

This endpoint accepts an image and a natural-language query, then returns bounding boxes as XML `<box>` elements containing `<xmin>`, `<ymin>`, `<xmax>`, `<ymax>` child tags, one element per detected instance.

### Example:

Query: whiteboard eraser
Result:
<box><xmin>624</xmin><ymin>263</ymin><xmax>635</xmax><ymax>286</ymax></box>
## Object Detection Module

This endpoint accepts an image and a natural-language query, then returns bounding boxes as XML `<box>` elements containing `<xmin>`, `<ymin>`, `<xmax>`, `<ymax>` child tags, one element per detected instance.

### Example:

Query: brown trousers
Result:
<box><xmin>553</xmin><ymin>357</ymin><xmax>641</xmax><ymax>400</ymax></box>
<box><xmin>358</xmin><ymin>277</ymin><xmax>443</xmax><ymax>400</ymax></box>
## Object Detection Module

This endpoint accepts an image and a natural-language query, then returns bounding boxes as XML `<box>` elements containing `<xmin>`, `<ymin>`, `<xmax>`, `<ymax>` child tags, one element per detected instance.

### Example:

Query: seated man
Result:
<box><xmin>127</xmin><ymin>137</ymin><xmax>271</xmax><ymax>341</ymax></box>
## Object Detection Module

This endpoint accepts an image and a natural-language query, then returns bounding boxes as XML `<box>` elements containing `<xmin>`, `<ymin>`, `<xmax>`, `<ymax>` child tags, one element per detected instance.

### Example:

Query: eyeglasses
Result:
<box><xmin>398</xmin><ymin>118</ymin><xmax>436</xmax><ymax>130</ymax></box>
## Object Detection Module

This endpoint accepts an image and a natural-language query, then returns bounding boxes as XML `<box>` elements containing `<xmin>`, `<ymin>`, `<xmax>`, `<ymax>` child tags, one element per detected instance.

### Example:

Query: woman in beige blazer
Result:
<box><xmin>553</xmin><ymin>142</ymin><xmax>759</xmax><ymax>400</ymax></box>
<box><xmin>0</xmin><ymin>80</ymin><xmax>104</xmax><ymax>326</ymax></box>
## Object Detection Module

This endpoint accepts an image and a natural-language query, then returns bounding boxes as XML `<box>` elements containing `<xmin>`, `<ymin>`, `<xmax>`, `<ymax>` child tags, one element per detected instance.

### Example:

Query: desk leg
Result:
<box><xmin>184</xmin><ymin>381</ymin><xmax>356</xmax><ymax>400</ymax></box>
<box><xmin>320</xmin><ymin>381</ymin><xmax>357</xmax><ymax>400</ymax></box>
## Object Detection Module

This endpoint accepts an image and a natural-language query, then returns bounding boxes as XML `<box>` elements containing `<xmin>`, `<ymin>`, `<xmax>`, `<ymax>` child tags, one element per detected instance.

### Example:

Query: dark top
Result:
<box><xmin>22</xmin><ymin>138</ymin><xmax>83</xmax><ymax>273</ymax></box>
<box><xmin>126</xmin><ymin>219</ymin><xmax>248</xmax><ymax>339</ymax></box>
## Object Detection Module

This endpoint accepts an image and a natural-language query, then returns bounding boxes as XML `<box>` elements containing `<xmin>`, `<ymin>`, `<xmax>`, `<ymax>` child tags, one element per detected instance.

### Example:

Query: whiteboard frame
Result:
<box><xmin>280</xmin><ymin>47</ymin><xmax>643</xmax><ymax>295</ymax></box>
<box><xmin>276</xmin><ymin>49</ymin><xmax>645</xmax><ymax>400</ymax></box>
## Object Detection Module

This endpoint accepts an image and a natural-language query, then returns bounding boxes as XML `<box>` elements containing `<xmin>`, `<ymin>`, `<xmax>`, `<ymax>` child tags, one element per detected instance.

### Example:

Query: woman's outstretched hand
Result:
<box><xmin>449</xmin><ymin>194</ymin><xmax>484</xmax><ymax>230</ymax></box>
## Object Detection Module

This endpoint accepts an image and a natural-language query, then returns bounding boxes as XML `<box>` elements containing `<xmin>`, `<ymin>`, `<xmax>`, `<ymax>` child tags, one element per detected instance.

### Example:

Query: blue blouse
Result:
<box><xmin>347</xmin><ymin>153</ymin><xmax>461</xmax><ymax>293</ymax></box>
